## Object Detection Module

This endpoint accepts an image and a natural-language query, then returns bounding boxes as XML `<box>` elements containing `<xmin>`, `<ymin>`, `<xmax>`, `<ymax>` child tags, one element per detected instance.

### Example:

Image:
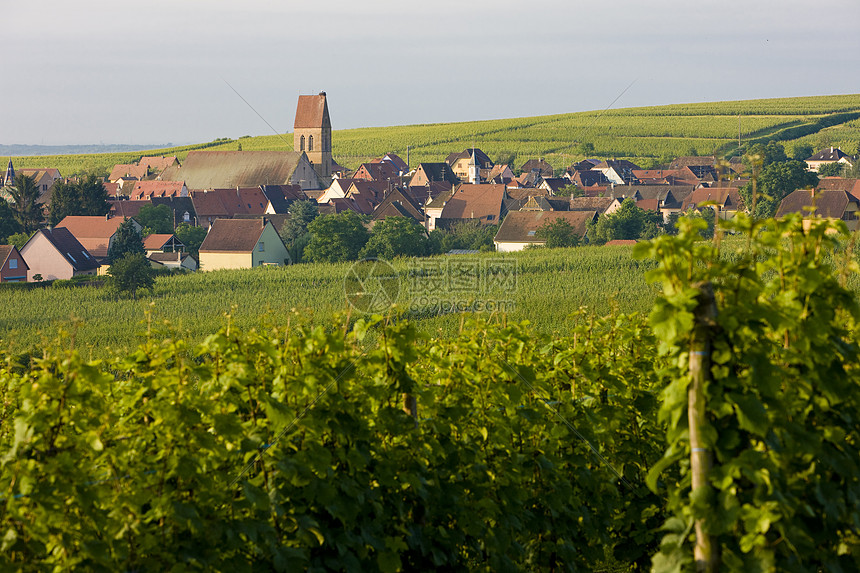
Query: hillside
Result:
<box><xmin>7</xmin><ymin>94</ymin><xmax>860</xmax><ymax>177</ymax></box>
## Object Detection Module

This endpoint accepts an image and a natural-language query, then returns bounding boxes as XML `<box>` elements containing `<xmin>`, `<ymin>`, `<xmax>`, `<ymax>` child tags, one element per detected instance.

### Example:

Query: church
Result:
<box><xmin>294</xmin><ymin>92</ymin><xmax>333</xmax><ymax>179</ymax></box>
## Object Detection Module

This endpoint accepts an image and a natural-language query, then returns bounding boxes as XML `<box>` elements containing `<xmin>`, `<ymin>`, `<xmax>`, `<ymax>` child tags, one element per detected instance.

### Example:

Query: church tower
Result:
<box><xmin>3</xmin><ymin>159</ymin><xmax>14</xmax><ymax>187</ymax></box>
<box><xmin>294</xmin><ymin>92</ymin><xmax>332</xmax><ymax>179</ymax></box>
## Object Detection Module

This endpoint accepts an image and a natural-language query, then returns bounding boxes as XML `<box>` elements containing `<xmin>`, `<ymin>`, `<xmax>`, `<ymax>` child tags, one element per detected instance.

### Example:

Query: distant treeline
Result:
<box><xmin>0</xmin><ymin>143</ymin><xmax>175</xmax><ymax>157</ymax></box>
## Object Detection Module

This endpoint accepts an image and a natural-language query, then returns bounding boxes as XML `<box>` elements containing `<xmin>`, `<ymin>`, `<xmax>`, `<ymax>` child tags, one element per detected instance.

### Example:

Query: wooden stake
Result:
<box><xmin>689</xmin><ymin>282</ymin><xmax>719</xmax><ymax>572</ymax></box>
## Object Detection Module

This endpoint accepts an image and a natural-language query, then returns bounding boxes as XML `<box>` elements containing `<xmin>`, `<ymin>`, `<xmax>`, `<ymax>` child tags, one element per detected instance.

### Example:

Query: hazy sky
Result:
<box><xmin>4</xmin><ymin>0</ymin><xmax>859</xmax><ymax>146</ymax></box>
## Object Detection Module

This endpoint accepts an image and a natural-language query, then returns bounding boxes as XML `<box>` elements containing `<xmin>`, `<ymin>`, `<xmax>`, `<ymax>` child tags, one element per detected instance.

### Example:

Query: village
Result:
<box><xmin>1</xmin><ymin>91</ymin><xmax>858</xmax><ymax>283</ymax></box>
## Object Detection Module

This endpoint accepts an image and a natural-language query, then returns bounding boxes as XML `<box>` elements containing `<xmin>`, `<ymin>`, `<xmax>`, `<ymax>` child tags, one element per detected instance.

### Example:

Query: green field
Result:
<box><xmin>8</xmin><ymin>94</ymin><xmax>860</xmax><ymax>176</ymax></box>
<box><xmin>0</xmin><ymin>245</ymin><xmax>657</xmax><ymax>359</ymax></box>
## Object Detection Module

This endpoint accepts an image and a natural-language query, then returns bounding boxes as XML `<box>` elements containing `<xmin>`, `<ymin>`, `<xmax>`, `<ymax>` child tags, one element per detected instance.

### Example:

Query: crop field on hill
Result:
<box><xmin>0</xmin><ymin>245</ymin><xmax>656</xmax><ymax>359</ymax></box>
<box><xmin>7</xmin><ymin>94</ymin><xmax>860</xmax><ymax>176</ymax></box>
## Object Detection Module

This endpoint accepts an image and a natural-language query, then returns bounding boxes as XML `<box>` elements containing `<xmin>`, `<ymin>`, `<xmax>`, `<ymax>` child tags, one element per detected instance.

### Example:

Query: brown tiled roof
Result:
<box><xmin>817</xmin><ymin>177</ymin><xmax>860</xmax><ymax>198</ymax></box>
<box><xmin>776</xmin><ymin>189</ymin><xmax>858</xmax><ymax>219</ymax></box>
<box><xmin>439</xmin><ymin>184</ymin><xmax>506</xmax><ymax>223</ymax></box>
<box><xmin>109</xmin><ymin>163</ymin><xmax>149</xmax><ymax>181</ymax></box>
<box><xmin>294</xmin><ymin>93</ymin><xmax>330</xmax><ymax>129</ymax></box>
<box><xmin>56</xmin><ymin>215</ymin><xmax>134</xmax><ymax>259</ymax></box>
<box><xmin>139</xmin><ymin>156</ymin><xmax>178</xmax><ymax>171</ymax></box>
<box><xmin>29</xmin><ymin>228</ymin><xmax>100</xmax><ymax>272</ymax></box>
<box><xmin>520</xmin><ymin>159</ymin><xmax>554</xmax><ymax>176</ymax></box>
<box><xmin>143</xmin><ymin>234</ymin><xmax>176</xmax><ymax>251</ymax></box>
<box><xmin>505</xmin><ymin>187</ymin><xmax>549</xmax><ymax>201</ymax></box>
<box><xmin>681</xmin><ymin>187</ymin><xmax>744</xmax><ymax>211</ymax></box>
<box><xmin>199</xmin><ymin>218</ymin><xmax>266</xmax><ymax>253</ymax></box>
<box><xmin>109</xmin><ymin>200</ymin><xmax>148</xmax><ymax>219</ymax></box>
<box><xmin>159</xmin><ymin>151</ymin><xmax>307</xmax><ymax>190</ymax></box>
<box><xmin>569</xmin><ymin>196</ymin><xmax>616</xmax><ymax>213</ymax></box>
<box><xmin>131</xmin><ymin>180</ymin><xmax>185</xmax><ymax>200</ymax></box>
<box><xmin>494</xmin><ymin>211</ymin><xmax>596</xmax><ymax>243</ymax></box>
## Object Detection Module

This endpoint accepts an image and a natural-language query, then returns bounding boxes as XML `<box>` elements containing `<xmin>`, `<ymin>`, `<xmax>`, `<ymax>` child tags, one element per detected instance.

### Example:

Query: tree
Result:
<box><xmin>303</xmin><ymin>211</ymin><xmax>370</xmax><ymax>263</ymax></box>
<box><xmin>587</xmin><ymin>198</ymin><xmax>663</xmax><ymax>245</ymax></box>
<box><xmin>535</xmin><ymin>218</ymin><xmax>580</xmax><ymax>248</ymax></box>
<box><xmin>174</xmin><ymin>223</ymin><xmax>207</xmax><ymax>256</ymax></box>
<box><xmin>817</xmin><ymin>162</ymin><xmax>845</xmax><ymax>177</ymax></box>
<box><xmin>791</xmin><ymin>143</ymin><xmax>814</xmax><ymax>161</ymax></box>
<box><xmin>136</xmin><ymin>204</ymin><xmax>173</xmax><ymax>235</ymax></box>
<box><xmin>666</xmin><ymin>208</ymin><xmax>715</xmax><ymax>239</ymax></box>
<box><xmin>280</xmin><ymin>200</ymin><xmax>319</xmax><ymax>263</ymax></box>
<box><xmin>428</xmin><ymin>219</ymin><xmax>498</xmax><ymax>254</ymax></box>
<box><xmin>7</xmin><ymin>174</ymin><xmax>44</xmax><ymax>233</ymax></box>
<box><xmin>743</xmin><ymin>141</ymin><xmax>787</xmax><ymax>169</ymax></box>
<box><xmin>49</xmin><ymin>176</ymin><xmax>111</xmax><ymax>226</ymax></box>
<box><xmin>0</xmin><ymin>200</ymin><xmax>21</xmax><ymax>243</ymax></box>
<box><xmin>360</xmin><ymin>217</ymin><xmax>429</xmax><ymax>259</ymax></box>
<box><xmin>739</xmin><ymin>159</ymin><xmax>818</xmax><ymax>218</ymax></box>
<box><xmin>107</xmin><ymin>219</ymin><xmax>144</xmax><ymax>263</ymax></box>
<box><xmin>108</xmin><ymin>252</ymin><xmax>155</xmax><ymax>299</ymax></box>
<box><xmin>7</xmin><ymin>231</ymin><xmax>32</xmax><ymax>250</ymax></box>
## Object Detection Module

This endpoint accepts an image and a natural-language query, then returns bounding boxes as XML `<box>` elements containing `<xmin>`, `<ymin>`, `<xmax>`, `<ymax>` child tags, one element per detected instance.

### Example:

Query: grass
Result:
<box><xmin>0</xmin><ymin>245</ymin><xmax>657</xmax><ymax>359</ymax></box>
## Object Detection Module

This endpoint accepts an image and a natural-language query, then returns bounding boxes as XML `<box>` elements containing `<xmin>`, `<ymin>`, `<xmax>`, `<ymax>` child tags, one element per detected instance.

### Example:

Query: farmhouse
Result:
<box><xmin>494</xmin><ymin>210</ymin><xmax>597</xmax><ymax>252</ymax></box>
<box><xmin>805</xmin><ymin>147</ymin><xmax>856</xmax><ymax>173</ymax></box>
<box><xmin>198</xmin><ymin>218</ymin><xmax>290</xmax><ymax>271</ymax></box>
<box><xmin>21</xmin><ymin>228</ymin><xmax>100</xmax><ymax>280</ymax></box>
<box><xmin>0</xmin><ymin>245</ymin><xmax>29</xmax><ymax>282</ymax></box>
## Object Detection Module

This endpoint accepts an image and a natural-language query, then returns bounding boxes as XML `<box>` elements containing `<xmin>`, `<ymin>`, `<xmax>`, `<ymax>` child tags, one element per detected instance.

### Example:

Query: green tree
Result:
<box><xmin>535</xmin><ymin>218</ymin><xmax>580</xmax><ymax>248</ymax></box>
<box><xmin>739</xmin><ymin>159</ymin><xmax>818</xmax><ymax>218</ymax></box>
<box><xmin>360</xmin><ymin>217</ymin><xmax>429</xmax><ymax>259</ymax></box>
<box><xmin>587</xmin><ymin>198</ymin><xmax>663</xmax><ymax>244</ymax></box>
<box><xmin>48</xmin><ymin>176</ymin><xmax>111</xmax><ymax>226</ymax></box>
<box><xmin>6</xmin><ymin>231</ymin><xmax>32</xmax><ymax>250</ymax></box>
<box><xmin>303</xmin><ymin>211</ymin><xmax>370</xmax><ymax>263</ymax></box>
<box><xmin>817</xmin><ymin>162</ymin><xmax>845</xmax><ymax>177</ymax></box>
<box><xmin>107</xmin><ymin>219</ymin><xmax>144</xmax><ymax>263</ymax></box>
<box><xmin>174</xmin><ymin>223</ymin><xmax>207</xmax><ymax>256</ymax></box>
<box><xmin>136</xmin><ymin>204</ymin><xmax>173</xmax><ymax>235</ymax></box>
<box><xmin>666</xmin><ymin>207</ymin><xmax>715</xmax><ymax>239</ymax></box>
<box><xmin>108</xmin><ymin>252</ymin><xmax>155</xmax><ymax>299</ymax></box>
<box><xmin>790</xmin><ymin>143</ymin><xmax>814</xmax><ymax>161</ymax></box>
<box><xmin>429</xmin><ymin>219</ymin><xmax>498</xmax><ymax>253</ymax></box>
<box><xmin>743</xmin><ymin>141</ymin><xmax>787</xmax><ymax>169</ymax></box>
<box><xmin>0</xmin><ymin>200</ymin><xmax>21</xmax><ymax>242</ymax></box>
<box><xmin>7</xmin><ymin>174</ymin><xmax>44</xmax><ymax>233</ymax></box>
<box><xmin>281</xmin><ymin>200</ymin><xmax>319</xmax><ymax>263</ymax></box>
<box><xmin>555</xmin><ymin>183</ymin><xmax>584</xmax><ymax>198</ymax></box>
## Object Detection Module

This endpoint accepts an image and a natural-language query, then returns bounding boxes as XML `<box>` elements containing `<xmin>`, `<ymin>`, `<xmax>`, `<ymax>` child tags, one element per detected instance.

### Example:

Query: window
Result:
<box><xmin>8</xmin><ymin>259</ymin><xmax>16</xmax><ymax>269</ymax></box>
<box><xmin>300</xmin><ymin>135</ymin><xmax>305</xmax><ymax>151</ymax></box>
<box><xmin>258</xmin><ymin>242</ymin><xmax>265</xmax><ymax>252</ymax></box>
<box><xmin>527</xmin><ymin>230</ymin><xmax>536</xmax><ymax>236</ymax></box>
<box><xmin>308</xmin><ymin>135</ymin><xmax>314</xmax><ymax>151</ymax></box>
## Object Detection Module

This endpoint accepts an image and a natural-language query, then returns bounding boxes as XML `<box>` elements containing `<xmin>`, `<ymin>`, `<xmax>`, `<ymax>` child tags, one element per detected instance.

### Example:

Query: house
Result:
<box><xmin>352</xmin><ymin>162</ymin><xmax>401</xmax><ymax>183</ymax></box>
<box><xmin>139</xmin><ymin>155</ymin><xmax>178</xmax><ymax>173</ymax></box>
<box><xmin>520</xmin><ymin>159</ymin><xmax>554</xmax><ymax>178</ymax></box>
<box><xmin>494</xmin><ymin>211</ymin><xmax>597</xmax><ymax>252</ymax></box>
<box><xmin>514</xmin><ymin>195</ymin><xmax>570</xmax><ymax>212</ymax></box>
<box><xmin>159</xmin><ymin>150</ymin><xmax>323</xmax><ymax>191</ymax></box>
<box><xmin>372</xmin><ymin>153</ymin><xmax>408</xmax><ymax>174</ymax></box>
<box><xmin>143</xmin><ymin>234</ymin><xmax>185</xmax><ymax>255</ymax></box>
<box><xmin>260</xmin><ymin>184</ymin><xmax>307</xmax><ymax>214</ymax></box>
<box><xmin>539</xmin><ymin>177</ymin><xmax>570</xmax><ymax>195</ymax></box>
<box><xmin>680</xmin><ymin>187</ymin><xmax>745</xmax><ymax>220</ymax></box>
<box><xmin>129</xmin><ymin>180</ymin><xmax>188</xmax><ymax>200</ymax></box>
<box><xmin>568</xmin><ymin>196</ymin><xmax>621</xmax><ymax>215</ymax></box>
<box><xmin>446</xmin><ymin>148</ymin><xmax>494</xmax><ymax>180</ymax></box>
<box><xmin>149</xmin><ymin>251</ymin><xmax>198</xmax><ymax>272</ymax></box>
<box><xmin>409</xmin><ymin>163</ymin><xmax>459</xmax><ymax>187</ymax></box>
<box><xmin>20</xmin><ymin>227</ymin><xmax>100</xmax><ymax>280</ymax></box>
<box><xmin>485</xmin><ymin>163</ymin><xmax>515</xmax><ymax>184</ymax></box>
<box><xmin>56</xmin><ymin>215</ymin><xmax>143</xmax><ymax>264</ymax></box>
<box><xmin>571</xmin><ymin>170</ymin><xmax>611</xmax><ymax>187</ymax></box>
<box><xmin>668</xmin><ymin>156</ymin><xmax>717</xmax><ymax>170</ymax></box>
<box><xmin>109</xmin><ymin>163</ymin><xmax>150</xmax><ymax>182</ymax></box>
<box><xmin>776</xmin><ymin>188</ymin><xmax>860</xmax><ymax>231</ymax></box>
<box><xmin>17</xmin><ymin>168</ymin><xmax>62</xmax><ymax>194</ymax></box>
<box><xmin>294</xmin><ymin>92</ymin><xmax>333</xmax><ymax>179</ymax></box>
<box><xmin>0</xmin><ymin>245</ymin><xmax>29</xmax><ymax>282</ymax></box>
<box><xmin>198</xmin><ymin>218</ymin><xmax>290</xmax><ymax>271</ymax></box>
<box><xmin>805</xmin><ymin>147</ymin><xmax>856</xmax><ymax>173</ymax></box>
<box><xmin>592</xmin><ymin>159</ymin><xmax>640</xmax><ymax>185</ymax></box>
<box><xmin>370</xmin><ymin>186</ymin><xmax>426</xmax><ymax>225</ymax></box>
<box><xmin>432</xmin><ymin>183</ymin><xmax>507</xmax><ymax>230</ymax></box>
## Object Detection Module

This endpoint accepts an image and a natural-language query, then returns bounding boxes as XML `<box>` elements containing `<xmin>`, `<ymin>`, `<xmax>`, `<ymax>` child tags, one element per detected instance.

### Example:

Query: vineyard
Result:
<box><xmin>8</xmin><ymin>94</ymin><xmax>860</xmax><ymax>176</ymax></box>
<box><xmin>1</xmin><ymin>214</ymin><xmax>859</xmax><ymax>571</ymax></box>
<box><xmin>0</xmin><ymin>244</ymin><xmax>657</xmax><ymax>359</ymax></box>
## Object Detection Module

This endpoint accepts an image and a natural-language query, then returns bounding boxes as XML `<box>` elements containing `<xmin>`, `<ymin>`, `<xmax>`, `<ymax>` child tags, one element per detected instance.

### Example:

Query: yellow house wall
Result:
<box><xmin>199</xmin><ymin>251</ymin><xmax>252</xmax><ymax>271</ymax></box>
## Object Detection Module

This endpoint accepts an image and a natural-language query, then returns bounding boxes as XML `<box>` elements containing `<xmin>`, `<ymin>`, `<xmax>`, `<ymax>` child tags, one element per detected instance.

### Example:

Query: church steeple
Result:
<box><xmin>3</xmin><ymin>159</ymin><xmax>14</xmax><ymax>186</ymax></box>
<box><xmin>294</xmin><ymin>92</ymin><xmax>333</xmax><ymax>179</ymax></box>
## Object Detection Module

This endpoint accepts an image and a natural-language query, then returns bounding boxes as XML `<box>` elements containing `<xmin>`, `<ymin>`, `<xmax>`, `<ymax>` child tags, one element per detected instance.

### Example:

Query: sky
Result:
<box><xmin>3</xmin><ymin>0</ymin><xmax>860</xmax><ymax>146</ymax></box>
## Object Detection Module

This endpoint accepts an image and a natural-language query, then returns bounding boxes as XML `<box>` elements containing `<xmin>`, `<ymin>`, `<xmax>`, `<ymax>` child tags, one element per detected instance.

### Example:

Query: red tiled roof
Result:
<box><xmin>131</xmin><ymin>180</ymin><xmax>185</xmax><ymax>200</ymax></box>
<box><xmin>199</xmin><ymin>218</ymin><xmax>266</xmax><ymax>253</ymax></box>
<box><xmin>294</xmin><ymin>93</ymin><xmax>329</xmax><ymax>128</ymax></box>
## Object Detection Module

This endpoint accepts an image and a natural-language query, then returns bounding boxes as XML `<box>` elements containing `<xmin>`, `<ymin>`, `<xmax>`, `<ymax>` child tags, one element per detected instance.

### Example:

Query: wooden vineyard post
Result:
<box><xmin>689</xmin><ymin>282</ymin><xmax>719</xmax><ymax>572</ymax></box>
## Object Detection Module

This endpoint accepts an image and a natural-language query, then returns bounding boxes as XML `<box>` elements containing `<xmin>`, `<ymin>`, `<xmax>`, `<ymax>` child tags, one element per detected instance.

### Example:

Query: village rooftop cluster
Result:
<box><xmin>1</xmin><ymin>93</ymin><xmax>858</xmax><ymax>282</ymax></box>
